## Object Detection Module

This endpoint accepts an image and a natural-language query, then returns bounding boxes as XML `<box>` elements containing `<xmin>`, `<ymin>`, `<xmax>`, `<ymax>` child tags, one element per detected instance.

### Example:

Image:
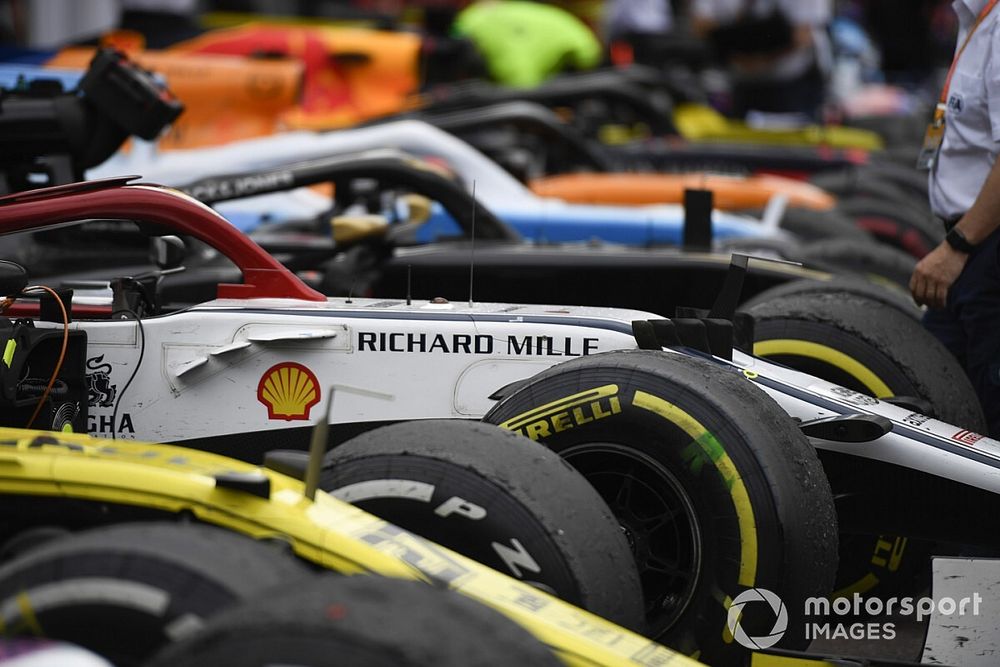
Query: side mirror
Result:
<box><xmin>0</xmin><ymin>261</ymin><xmax>28</xmax><ymax>296</ymax></box>
<box><xmin>149</xmin><ymin>235</ymin><xmax>186</xmax><ymax>270</ymax></box>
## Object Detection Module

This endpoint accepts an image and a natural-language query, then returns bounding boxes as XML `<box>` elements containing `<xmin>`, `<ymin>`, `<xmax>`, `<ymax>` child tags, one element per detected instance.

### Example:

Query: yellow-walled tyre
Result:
<box><xmin>745</xmin><ymin>290</ymin><xmax>986</xmax><ymax>604</ymax></box>
<box><xmin>746</xmin><ymin>290</ymin><xmax>985</xmax><ymax>431</ymax></box>
<box><xmin>483</xmin><ymin>350</ymin><xmax>837</xmax><ymax>663</ymax></box>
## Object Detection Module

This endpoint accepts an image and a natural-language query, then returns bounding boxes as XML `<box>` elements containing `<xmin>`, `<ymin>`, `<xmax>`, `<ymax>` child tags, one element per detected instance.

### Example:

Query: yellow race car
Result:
<box><xmin>0</xmin><ymin>426</ymin><xmax>694</xmax><ymax>667</ymax></box>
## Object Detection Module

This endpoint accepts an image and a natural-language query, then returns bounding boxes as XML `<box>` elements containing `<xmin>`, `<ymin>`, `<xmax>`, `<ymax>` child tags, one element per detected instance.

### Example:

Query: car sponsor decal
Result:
<box><xmin>356</xmin><ymin>331</ymin><xmax>599</xmax><ymax>357</ymax></box>
<box><xmin>352</xmin><ymin>521</ymin><xmax>473</xmax><ymax>586</ymax></box>
<box><xmin>86</xmin><ymin>355</ymin><xmax>117</xmax><ymax>408</ymax></box>
<box><xmin>825</xmin><ymin>386</ymin><xmax>879</xmax><ymax>407</ymax></box>
<box><xmin>51</xmin><ymin>402</ymin><xmax>80</xmax><ymax>433</ymax></box>
<box><xmin>87</xmin><ymin>413</ymin><xmax>135</xmax><ymax>437</ymax></box>
<box><xmin>85</xmin><ymin>354</ymin><xmax>135</xmax><ymax>437</ymax></box>
<box><xmin>257</xmin><ymin>362</ymin><xmax>321</xmax><ymax>421</ymax></box>
<box><xmin>497</xmin><ymin>385</ymin><xmax>622</xmax><ymax>440</ymax></box>
<box><xmin>952</xmin><ymin>429</ymin><xmax>984</xmax><ymax>446</ymax></box>
<box><xmin>182</xmin><ymin>170</ymin><xmax>295</xmax><ymax>202</ymax></box>
<box><xmin>903</xmin><ymin>412</ymin><xmax>932</xmax><ymax>427</ymax></box>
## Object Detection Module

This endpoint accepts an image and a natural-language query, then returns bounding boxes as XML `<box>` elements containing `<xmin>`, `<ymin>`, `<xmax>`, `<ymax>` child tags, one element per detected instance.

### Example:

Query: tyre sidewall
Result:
<box><xmin>484</xmin><ymin>359</ymin><xmax>816</xmax><ymax>661</ymax></box>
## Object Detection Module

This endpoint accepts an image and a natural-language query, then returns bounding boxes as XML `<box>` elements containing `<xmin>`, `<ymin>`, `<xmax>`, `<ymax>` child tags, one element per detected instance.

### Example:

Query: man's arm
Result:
<box><xmin>911</xmin><ymin>156</ymin><xmax>1000</xmax><ymax>308</ymax></box>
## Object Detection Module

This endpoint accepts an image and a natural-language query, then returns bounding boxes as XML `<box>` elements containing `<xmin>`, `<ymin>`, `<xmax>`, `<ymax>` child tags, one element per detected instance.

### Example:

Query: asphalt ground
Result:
<box><xmin>808</xmin><ymin>612</ymin><xmax>928</xmax><ymax>663</ymax></box>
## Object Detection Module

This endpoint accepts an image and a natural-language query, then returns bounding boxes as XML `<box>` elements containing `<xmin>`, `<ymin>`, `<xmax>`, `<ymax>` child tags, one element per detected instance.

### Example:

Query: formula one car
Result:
<box><xmin>1</xmin><ymin>52</ymin><xmax>300</xmax><ymax>153</ymax></box>
<box><xmin>406</xmin><ymin>101</ymin><xmax>940</xmax><ymax>258</ymax></box>
<box><xmin>2</xmin><ymin>178</ymin><xmax>834</xmax><ymax>663</ymax></box>
<box><xmin>5</xmin><ymin>55</ymin><xmax>932</xmax><ymax>256</ymax></box>
<box><xmin>88</xmin><ymin>120</ymin><xmax>922</xmax><ymax>286</ymax></box>
<box><xmin>0</xmin><ymin>426</ymin><xmax>676</xmax><ymax>666</ymax></box>
<box><xmin>0</xmin><ymin>57</ymin><xmax>938</xmax><ymax>434</ymax></box>
<box><xmin>166</xmin><ymin>149</ymin><xmax>948</xmax><ymax>422</ymax></box>
<box><xmin>0</xmin><ymin>48</ymin><xmax>182</xmax><ymax>193</ymax></box>
<box><xmin>69</xmin><ymin>150</ymin><xmax>976</xmax><ymax>452</ymax></box>
<box><xmin>91</xmin><ymin>121</ymin><xmax>795</xmax><ymax>248</ymax></box>
<box><xmin>45</xmin><ymin>27</ymin><xmax>883</xmax><ymax>150</ymax></box>
<box><xmin>1</xmin><ymin>178</ymin><xmax>998</xmax><ymax>663</ymax></box>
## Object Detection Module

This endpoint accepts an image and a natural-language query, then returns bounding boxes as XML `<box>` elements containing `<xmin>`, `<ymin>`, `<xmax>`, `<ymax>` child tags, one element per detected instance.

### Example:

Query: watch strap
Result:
<box><xmin>946</xmin><ymin>226</ymin><xmax>977</xmax><ymax>253</ymax></box>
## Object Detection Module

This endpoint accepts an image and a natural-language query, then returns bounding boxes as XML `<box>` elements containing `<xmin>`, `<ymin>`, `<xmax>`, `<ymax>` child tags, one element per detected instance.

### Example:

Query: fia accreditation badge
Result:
<box><xmin>916</xmin><ymin>106</ymin><xmax>946</xmax><ymax>171</ymax></box>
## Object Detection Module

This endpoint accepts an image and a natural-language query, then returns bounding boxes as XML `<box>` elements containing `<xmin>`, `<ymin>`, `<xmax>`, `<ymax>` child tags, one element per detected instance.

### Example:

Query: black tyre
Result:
<box><xmin>745</xmin><ymin>291</ymin><xmax>985</xmax><ymax>603</ymax></box>
<box><xmin>835</xmin><ymin>197</ymin><xmax>942</xmax><ymax>259</ymax></box>
<box><xmin>741</xmin><ymin>206</ymin><xmax>872</xmax><ymax>243</ymax></box>
<box><xmin>741</xmin><ymin>277</ymin><xmax>921</xmax><ymax>321</ymax></box>
<box><xmin>810</xmin><ymin>163</ymin><xmax>929</xmax><ymax>201</ymax></box>
<box><xmin>745</xmin><ymin>291</ymin><xmax>986</xmax><ymax>432</ymax></box>
<box><xmin>797</xmin><ymin>237</ymin><xmax>917</xmax><ymax>289</ymax></box>
<box><xmin>146</xmin><ymin>574</ymin><xmax>563</xmax><ymax>667</ymax></box>
<box><xmin>320</xmin><ymin>419</ymin><xmax>644</xmax><ymax>631</ymax></box>
<box><xmin>845</xmin><ymin>114</ymin><xmax>927</xmax><ymax>151</ymax></box>
<box><xmin>0</xmin><ymin>522</ymin><xmax>310</xmax><ymax>667</ymax></box>
<box><xmin>483</xmin><ymin>350</ymin><xmax>837</xmax><ymax>662</ymax></box>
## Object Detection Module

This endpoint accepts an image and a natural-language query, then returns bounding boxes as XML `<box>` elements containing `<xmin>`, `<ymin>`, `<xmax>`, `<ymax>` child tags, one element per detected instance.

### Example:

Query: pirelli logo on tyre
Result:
<box><xmin>498</xmin><ymin>385</ymin><xmax>621</xmax><ymax>440</ymax></box>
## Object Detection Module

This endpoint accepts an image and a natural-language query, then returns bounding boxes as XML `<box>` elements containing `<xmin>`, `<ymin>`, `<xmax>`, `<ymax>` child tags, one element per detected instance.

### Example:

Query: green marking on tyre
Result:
<box><xmin>632</xmin><ymin>390</ymin><xmax>758</xmax><ymax>586</ymax></box>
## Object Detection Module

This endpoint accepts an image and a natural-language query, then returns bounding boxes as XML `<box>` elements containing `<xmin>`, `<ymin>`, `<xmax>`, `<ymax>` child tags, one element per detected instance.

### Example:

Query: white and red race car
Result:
<box><xmin>1</xmin><ymin>178</ymin><xmax>998</xmax><ymax>663</ymax></box>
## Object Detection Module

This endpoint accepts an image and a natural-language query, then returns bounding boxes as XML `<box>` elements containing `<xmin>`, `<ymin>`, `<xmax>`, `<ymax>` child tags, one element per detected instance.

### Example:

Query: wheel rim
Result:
<box><xmin>561</xmin><ymin>443</ymin><xmax>702</xmax><ymax>636</ymax></box>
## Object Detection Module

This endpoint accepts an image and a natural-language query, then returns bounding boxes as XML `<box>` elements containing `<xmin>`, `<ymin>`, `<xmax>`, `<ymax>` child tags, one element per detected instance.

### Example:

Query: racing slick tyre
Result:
<box><xmin>797</xmin><ymin>238</ymin><xmax>917</xmax><ymax>289</ymax></box>
<box><xmin>0</xmin><ymin>522</ymin><xmax>310</xmax><ymax>667</ymax></box>
<box><xmin>835</xmin><ymin>197</ymin><xmax>942</xmax><ymax>259</ymax></box>
<box><xmin>810</xmin><ymin>164</ymin><xmax>929</xmax><ymax>203</ymax></box>
<box><xmin>320</xmin><ymin>419</ymin><xmax>644</xmax><ymax>631</ymax></box>
<box><xmin>742</xmin><ymin>207</ymin><xmax>871</xmax><ymax>243</ymax></box>
<box><xmin>745</xmin><ymin>290</ymin><xmax>987</xmax><ymax>432</ymax></box>
<box><xmin>745</xmin><ymin>291</ymin><xmax>986</xmax><ymax>602</ymax></box>
<box><xmin>483</xmin><ymin>350</ymin><xmax>838</xmax><ymax>663</ymax></box>
<box><xmin>779</xmin><ymin>207</ymin><xmax>872</xmax><ymax>243</ymax></box>
<box><xmin>147</xmin><ymin>574</ymin><xmax>563</xmax><ymax>667</ymax></box>
<box><xmin>740</xmin><ymin>277</ymin><xmax>921</xmax><ymax>321</ymax></box>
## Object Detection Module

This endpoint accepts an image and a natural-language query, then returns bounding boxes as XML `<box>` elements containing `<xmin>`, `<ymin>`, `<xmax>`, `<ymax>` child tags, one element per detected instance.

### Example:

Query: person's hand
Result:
<box><xmin>909</xmin><ymin>242</ymin><xmax>969</xmax><ymax>309</ymax></box>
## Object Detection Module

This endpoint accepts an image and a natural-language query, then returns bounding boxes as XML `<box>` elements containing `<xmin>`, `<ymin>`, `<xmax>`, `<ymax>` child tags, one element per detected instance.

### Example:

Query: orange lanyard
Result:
<box><xmin>936</xmin><ymin>0</ymin><xmax>1000</xmax><ymax>121</ymax></box>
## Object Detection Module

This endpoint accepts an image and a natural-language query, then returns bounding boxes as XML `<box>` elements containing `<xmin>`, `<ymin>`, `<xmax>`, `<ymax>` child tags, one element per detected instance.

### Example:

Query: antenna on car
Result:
<box><xmin>303</xmin><ymin>388</ymin><xmax>334</xmax><ymax>501</ymax></box>
<box><xmin>468</xmin><ymin>180</ymin><xmax>477</xmax><ymax>308</ymax></box>
<box><xmin>406</xmin><ymin>264</ymin><xmax>412</xmax><ymax>306</ymax></box>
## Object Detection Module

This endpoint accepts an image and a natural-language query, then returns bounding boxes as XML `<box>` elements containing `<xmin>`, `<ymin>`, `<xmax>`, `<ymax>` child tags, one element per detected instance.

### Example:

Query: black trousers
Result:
<box><xmin>923</xmin><ymin>224</ymin><xmax>1000</xmax><ymax>436</ymax></box>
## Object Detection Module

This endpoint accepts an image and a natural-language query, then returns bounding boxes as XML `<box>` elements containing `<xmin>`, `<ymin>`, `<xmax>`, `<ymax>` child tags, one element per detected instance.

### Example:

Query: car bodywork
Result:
<box><xmin>528</xmin><ymin>172</ymin><xmax>835</xmax><ymax>210</ymax></box>
<box><xmin>1</xmin><ymin>179</ymin><xmax>997</xmax><ymax>545</ymax></box>
<box><xmin>0</xmin><ymin>426</ymin><xmax>690</xmax><ymax>667</ymax></box>
<box><xmin>89</xmin><ymin>121</ymin><xmax>791</xmax><ymax>246</ymax></box>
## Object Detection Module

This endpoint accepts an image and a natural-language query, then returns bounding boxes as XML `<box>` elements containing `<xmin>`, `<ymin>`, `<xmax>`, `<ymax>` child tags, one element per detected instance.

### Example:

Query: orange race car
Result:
<box><xmin>529</xmin><ymin>171</ymin><xmax>837</xmax><ymax>211</ymax></box>
<box><xmin>48</xmin><ymin>24</ymin><xmax>422</xmax><ymax>146</ymax></box>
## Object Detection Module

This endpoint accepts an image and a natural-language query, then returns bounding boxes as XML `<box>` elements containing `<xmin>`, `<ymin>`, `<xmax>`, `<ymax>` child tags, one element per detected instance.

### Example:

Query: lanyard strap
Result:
<box><xmin>936</xmin><ymin>0</ymin><xmax>1000</xmax><ymax>120</ymax></box>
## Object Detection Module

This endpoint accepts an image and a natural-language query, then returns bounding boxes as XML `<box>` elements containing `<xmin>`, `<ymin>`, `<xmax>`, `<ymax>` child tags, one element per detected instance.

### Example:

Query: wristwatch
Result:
<box><xmin>945</xmin><ymin>226</ymin><xmax>977</xmax><ymax>253</ymax></box>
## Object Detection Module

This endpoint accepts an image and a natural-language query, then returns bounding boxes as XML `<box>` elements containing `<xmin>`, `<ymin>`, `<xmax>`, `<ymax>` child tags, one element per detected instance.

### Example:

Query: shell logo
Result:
<box><xmin>257</xmin><ymin>362</ymin><xmax>321</xmax><ymax>421</ymax></box>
